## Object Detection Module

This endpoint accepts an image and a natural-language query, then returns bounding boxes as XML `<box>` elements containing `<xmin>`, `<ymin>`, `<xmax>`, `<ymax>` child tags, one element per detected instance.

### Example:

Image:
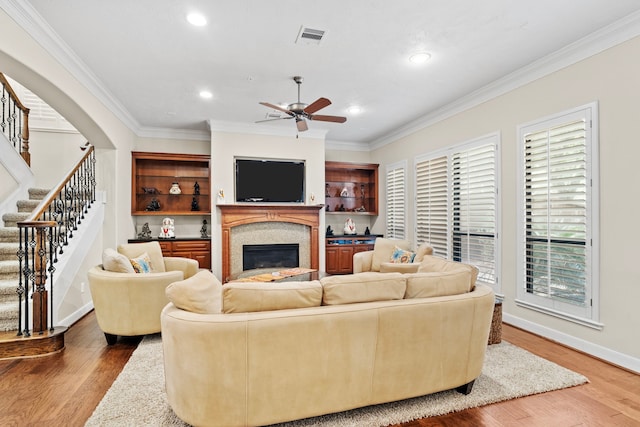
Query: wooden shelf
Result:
<box><xmin>325</xmin><ymin>161</ymin><xmax>378</xmax><ymax>215</ymax></box>
<box><xmin>325</xmin><ymin>234</ymin><xmax>382</xmax><ymax>274</ymax></box>
<box><xmin>131</xmin><ymin>152</ymin><xmax>211</xmax><ymax>215</ymax></box>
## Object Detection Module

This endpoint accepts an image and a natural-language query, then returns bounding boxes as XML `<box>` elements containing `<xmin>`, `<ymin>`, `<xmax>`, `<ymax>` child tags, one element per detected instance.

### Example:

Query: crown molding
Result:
<box><xmin>207</xmin><ymin>120</ymin><xmax>327</xmax><ymax>140</ymax></box>
<box><xmin>325</xmin><ymin>139</ymin><xmax>370</xmax><ymax>152</ymax></box>
<box><xmin>136</xmin><ymin>126</ymin><xmax>210</xmax><ymax>141</ymax></box>
<box><xmin>368</xmin><ymin>10</ymin><xmax>640</xmax><ymax>151</ymax></box>
<box><xmin>2</xmin><ymin>0</ymin><xmax>143</xmax><ymax>135</ymax></box>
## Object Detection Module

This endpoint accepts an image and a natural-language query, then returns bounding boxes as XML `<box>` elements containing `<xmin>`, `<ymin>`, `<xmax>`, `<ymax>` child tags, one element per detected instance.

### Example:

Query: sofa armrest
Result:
<box><xmin>353</xmin><ymin>250</ymin><xmax>373</xmax><ymax>273</ymax></box>
<box><xmin>164</xmin><ymin>257</ymin><xmax>199</xmax><ymax>279</ymax></box>
<box><xmin>379</xmin><ymin>262</ymin><xmax>421</xmax><ymax>274</ymax></box>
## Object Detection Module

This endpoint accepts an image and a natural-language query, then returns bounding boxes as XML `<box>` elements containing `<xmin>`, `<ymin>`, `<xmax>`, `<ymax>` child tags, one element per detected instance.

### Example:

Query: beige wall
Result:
<box><xmin>370</xmin><ymin>35</ymin><xmax>640</xmax><ymax>366</ymax></box>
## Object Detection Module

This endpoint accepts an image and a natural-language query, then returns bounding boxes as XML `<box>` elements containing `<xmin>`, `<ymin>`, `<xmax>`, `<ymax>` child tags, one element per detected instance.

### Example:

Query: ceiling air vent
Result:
<box><xmin>296</xmin><ymin>26</ymin><xmax>326</xmax><ymax>45</ymax></box>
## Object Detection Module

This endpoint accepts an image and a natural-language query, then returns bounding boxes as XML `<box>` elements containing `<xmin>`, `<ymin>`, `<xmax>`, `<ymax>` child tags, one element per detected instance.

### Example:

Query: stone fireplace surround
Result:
<box><xmin>218</xmin><ymin>204</ymin><xmax>322</xmax><ymax>282</ymax></box>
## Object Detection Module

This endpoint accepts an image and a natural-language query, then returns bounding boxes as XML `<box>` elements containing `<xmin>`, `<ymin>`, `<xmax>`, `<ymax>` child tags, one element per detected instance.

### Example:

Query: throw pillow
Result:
<box><xmin>166</xmin><ymin>270</ymin><xmax>222</xmax><ymax>314</ymax></box>
<box><xmin>117</xmin><ymin>241</ymin><xmax>166</xmax><ymax>273</ymax></box>
<box><xmin>129</xmin><ymin>252</ymin><xmax>153</xmax><ymax>274</ymax></box>
<box><xmin>390</xmin><ymin>246</ymin><xmax>416</xmax><ymax>264</ymax></box>
<box><xmin>101</xmin><ymin>248</ymin><xmax>135</xmax><ymax>273</ymax></box>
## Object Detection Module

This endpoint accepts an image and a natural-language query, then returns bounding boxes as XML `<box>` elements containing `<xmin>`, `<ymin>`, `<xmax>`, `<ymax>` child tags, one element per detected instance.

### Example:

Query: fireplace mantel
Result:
<box><xmin>218</xmin><ymin>204</ymin><xmax>323</xmax><ymax>282</ymax></box>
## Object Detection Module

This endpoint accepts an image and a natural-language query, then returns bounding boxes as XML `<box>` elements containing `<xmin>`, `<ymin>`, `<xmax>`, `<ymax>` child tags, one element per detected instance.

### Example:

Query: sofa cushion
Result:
<box><xmin>379</xmin><ymin>262</ymin><xmax>420</xmax><ymax>274</ymax></box>
<box><xmin>413</xmin><ymin>242</ymin><xmax>434</xmax><ymax>263</ymax></box>
<box><xmin>129</xmin><ymin>252</ymin><xmax>153</xmax><ymax>274</ymax></box>
<box><xmin>390</xmin><ymin>246</ymin><xmax>416</xmax><ymax>263</ymax></box>
<box><xmin>222</xmin><ymin>280</ymin><xmax>322</xmax><ymax>313</ymax></box>
<box><xmin>117</xmin><ymin>241</ymin><xmax>166</xmax><ymax>273</ymax></box>
<box><xmin>101</xmin><ymin>248</ymin><xmax>135</xmax><ymax>273</ymax></box>
<box><xmin>166</xmin><ymin>270</ymin><xmax>222</xmax><ymax>314</ymax></box>
<box><xmin>418</xmin><ymin>255</ymin><xmax>479</xmax><ymax>290</ymax></box>
<box><xmin>404</xmin><ymin>271</ymin><xmax>472</xmax><ymax>299</ymax></box>
<box><xmin>320</xmin><ymin>272</ymin><xmax>406</xmax><ymax>305</ymax></box>
<box><xmin>371</xmin><ymin>238</ymin><xmax>411</xmax><ymax>272</ymax></box>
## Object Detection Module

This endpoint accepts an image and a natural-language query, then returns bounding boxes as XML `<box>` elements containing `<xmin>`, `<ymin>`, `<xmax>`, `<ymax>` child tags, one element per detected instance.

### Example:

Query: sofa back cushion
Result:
<box><xmin>166</xmin><ymin>270</ymin><xmax>222</xmax><ymax>314</ymax></box>
<box><xmin>320</xmin><ymin>272</ymin><xmax>406</xmax><ymax>305</ymax></box>
<box><xmin>117</xmin><ymin>241</ymin><xmax>166</xmax><ymax>273</ymax></box>
<box><xmin>404</xmin><ymin>271</ymin><xmax>472</xmax><ymax>299</ymax></box>
<box><xmin>222</xmin><ymin>280</ymin><xmax>323</xmax><ymax>313</ymax></box>
<box><xmin>102</xmin><ymin>248</ymin><xmax>135</xmax><ymax>273</ymax></box>
<box><xmin>417</xmin><ymin>255</ymin><xmax>479</xmax><ymax>289</ymax></box>
<box><xmin>371</xmin><ymin>238</ymin><xmax>411</xmax><ymax>272</ymax></box>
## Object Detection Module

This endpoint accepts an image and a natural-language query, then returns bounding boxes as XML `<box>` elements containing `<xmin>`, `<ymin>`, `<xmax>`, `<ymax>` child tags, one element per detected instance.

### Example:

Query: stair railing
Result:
<box><xmin>16</xmin><ymin>144</ymin><xmax>96</xmax><ymax>336</ymax></box>
<box><xmin>0</xmin><ymin>72</ymin><xmax>31</xmax><ymax>166</ymax></box>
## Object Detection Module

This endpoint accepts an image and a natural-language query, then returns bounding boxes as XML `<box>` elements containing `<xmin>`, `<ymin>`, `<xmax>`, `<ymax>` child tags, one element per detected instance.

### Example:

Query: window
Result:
<box><xmin>516</xmin><ymin>102</ymin><xmax>600</xmax><ymax>327</ymax></box>
<box><xmin>414</xmin><ymin>133</ymin><xmax>499</xmax><ymax>292</ymax></box>
<box><xmin>415</xmin><ymin>154</ymin><xmax>449</xmax><ymax>257</ymax></box>
<box><xmin>385</xmin><ymin>161</ymin><xmax>407</xmax><ymax>239</ymax></box>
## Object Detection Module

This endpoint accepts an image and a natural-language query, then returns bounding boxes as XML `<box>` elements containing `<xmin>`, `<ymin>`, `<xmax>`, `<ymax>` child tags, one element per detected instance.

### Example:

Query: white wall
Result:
<box><xmin>210</xmin><ymin>131</ymin><xmax>326</xmax><ymax>278</ymax></box>
<box><xmin>370</xmin><ymin>35</ymin><xmax>640</xmax><ymax>369</ymax></box>
<box><xmin>29</xmin><ymin>130</ymin><xmax>87</xmax><ymax>189</ymax></box>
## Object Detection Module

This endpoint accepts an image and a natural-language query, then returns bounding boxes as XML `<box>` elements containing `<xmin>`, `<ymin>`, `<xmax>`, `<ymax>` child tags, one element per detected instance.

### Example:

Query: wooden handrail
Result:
<box><xmin>0</xmin><ymin>72</ymin><xmax>31</xmax><ymax>165</ymax></box>
<box><xmin>26</xmin><ymin>145</ymin><xmax>95</xmax><ymax>222</ymax></box>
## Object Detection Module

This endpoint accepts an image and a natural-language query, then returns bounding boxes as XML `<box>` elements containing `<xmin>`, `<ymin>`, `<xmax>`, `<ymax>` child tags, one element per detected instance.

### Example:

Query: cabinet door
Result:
<box><xmin>337</xmin><ymin>247</ymin><xmax>355</xmax><ymax>274</ymax></box>
<box><xmin>325</xmin><ymin>246</ymin><xmax>340</xmax><ymax>275</ymax></box>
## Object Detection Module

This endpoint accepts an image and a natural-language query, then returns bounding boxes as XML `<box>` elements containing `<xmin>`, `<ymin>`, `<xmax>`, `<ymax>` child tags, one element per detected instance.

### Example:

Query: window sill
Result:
<box><xmin>515</xmin><ymin>299</ymin><xmax>604</xmax><ymax>330</ymax></box>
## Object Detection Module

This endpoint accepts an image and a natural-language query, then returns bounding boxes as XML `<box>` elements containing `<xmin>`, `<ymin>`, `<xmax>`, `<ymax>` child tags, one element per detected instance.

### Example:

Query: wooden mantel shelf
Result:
<box><xmin>218</xmin><ymin>204</ymin><xmax>323</xmax><ymax>282</ymax></box>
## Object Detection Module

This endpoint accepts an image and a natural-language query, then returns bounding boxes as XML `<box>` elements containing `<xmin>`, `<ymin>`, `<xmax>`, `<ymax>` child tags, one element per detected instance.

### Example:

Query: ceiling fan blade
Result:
<box><xmin>255</xmin><ymin>116</ymin><xmax>293</xmax><ymax>123</ymax></box>
<box><xmin>259</xmin><ymin>102</ymin><xmax>294</xmax><ymax>116</ymax></box>
<box><xmin>296</xmin><ymin>117</ymin><xmax>308</xmax><ymax>132</ymax></box>
<box><xmin>309</xmin><ymin>114</ymin><xmax>347</xmax><ymax>123</ymax></box>
<box><xmin>304</xmin><ymin>97</ymin><xmax>331</xmax><ymax>114</ymax></box>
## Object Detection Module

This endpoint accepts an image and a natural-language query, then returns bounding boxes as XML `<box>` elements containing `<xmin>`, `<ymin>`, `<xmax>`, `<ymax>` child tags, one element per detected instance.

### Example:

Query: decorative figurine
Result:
<box><xmin>361</xmin><ymin>184</ymin><xmax>365</xmax><ymax>199</ymax></box>
<box><xmin>217</xmin><ymin>188</ymin><xmax>225</xmax><ymax>204</ymax></box>
<box><xmin>326</xmin><ymin>225</ymin><xmax>334</xmax><ymax>237</ymax></box>
<box><xmin>194</xmin><ymin>181</ymin><xmax>200</xmax><ymax>195</ymax></box>
<box><xmin>338</xmin><ymin>204</ymin><xmax>345</xmax><ymax>211</ymax></box>
<box><xmin>137</xmin><ymin>222</ymin><xmax>152</xmax><ymax>240</ymax></box>
<box><xmin>325</xmin><ymin>183</ymin><xmax>330</xmax><ymax>197</ymax></box>
<box><xmin>200</xmin><ymin>219</ymin><xmax>209</xmax><ymax>238</ymax></box>
<box><xmin>309</xmin><ymin>193</ymin><xmax>315</xmax><ymax>204</ymax></box>
<box><xmin>169</xmin><ymin>182</ymin><xmax>182</xmax><ymax>194</ymax></box>
<box><xmin>340</xmin><ymin>187</ymin><xmax>349</xmax><ymax>197</ymax></box>
<box><xmin>343</xmin><ymin>218</ymin><xmax>356</xmax><ymax>235</ymax></box>
<box><xmin>159</xmin><ymin>217</ymin><xmax>175</xmax><ymax>239</ymax></box>
<box><xmin>364</xmin><ymin>226</ymin><xmax>371</xmax><ymax>235</ymax></box>
<box><xmin>145</xmin><ymin>198</ymin><xmax>161</xmax><ymax>211</ymax></box>
<box><xmin>191</xmin><ymin>196</ymin><xmax>200</xmax><ymax>211</ymax></box>
<box><xmin>142</xmin><ymin>187</ymin><xmax>159</xmax><ymax>194</ymax></box>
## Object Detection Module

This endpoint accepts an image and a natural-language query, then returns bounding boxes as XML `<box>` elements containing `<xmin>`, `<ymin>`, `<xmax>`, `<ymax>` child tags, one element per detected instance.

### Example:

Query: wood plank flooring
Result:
<box><xmin>0</xmin><ymin>311</ymin><xmax>638</xmax><ymax>426</ymax></box>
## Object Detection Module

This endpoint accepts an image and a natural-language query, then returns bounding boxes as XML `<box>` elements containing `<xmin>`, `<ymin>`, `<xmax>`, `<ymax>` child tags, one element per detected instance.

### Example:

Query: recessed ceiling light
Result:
<box><xmin>199</xmin><ymin>90</ymin><xmax>213</xmax><ymax>99</ymax></box>
<box><xmin>409</xmin><ymin>52</ymin><xmax>431</xmax><ymax>64</ymax></box>
<box><xmin>187</xmin><ymin>12</ymin><xmax>207</xmax><ymax>27</ymax></box>
<box><xmin>347</xmin><ymin>106</ymin><xmax>362</xmax><ymax>115</ymax></box>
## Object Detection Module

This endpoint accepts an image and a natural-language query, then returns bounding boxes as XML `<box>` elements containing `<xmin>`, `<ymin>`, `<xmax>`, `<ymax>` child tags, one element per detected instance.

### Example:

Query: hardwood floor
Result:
<box><xmin>0</xmin><ymin>312</ymin><xmax>638</xmax><ymax>427</ymax></box>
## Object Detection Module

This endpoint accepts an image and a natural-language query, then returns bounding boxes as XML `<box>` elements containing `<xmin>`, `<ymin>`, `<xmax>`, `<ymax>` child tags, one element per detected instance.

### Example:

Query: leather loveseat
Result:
<box><xmin>161</xmin><ymin>256</ymin><xmax>494</xmax><ymax>427</ymax></box>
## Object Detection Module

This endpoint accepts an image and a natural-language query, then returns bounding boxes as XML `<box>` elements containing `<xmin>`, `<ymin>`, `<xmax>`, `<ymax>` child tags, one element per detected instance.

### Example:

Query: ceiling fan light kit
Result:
<box><xmin>257</xmin><ymin>76</ymin><xmax>347</xmax><ymax>132</ymax></box>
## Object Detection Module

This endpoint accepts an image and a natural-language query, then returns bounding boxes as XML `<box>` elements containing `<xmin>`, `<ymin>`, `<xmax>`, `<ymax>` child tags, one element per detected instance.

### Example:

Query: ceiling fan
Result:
<box><xmin>257</xmin><ymin>76</ymin><xmax>347</xmax><ymax>132</ymax></box>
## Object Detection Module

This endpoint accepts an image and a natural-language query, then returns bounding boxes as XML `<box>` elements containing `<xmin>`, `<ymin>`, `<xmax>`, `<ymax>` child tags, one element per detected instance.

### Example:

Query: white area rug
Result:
<box><xmin>86</xmin><ymin>334</ymin><xmax>587</xmax><ymax>427</ymax></box>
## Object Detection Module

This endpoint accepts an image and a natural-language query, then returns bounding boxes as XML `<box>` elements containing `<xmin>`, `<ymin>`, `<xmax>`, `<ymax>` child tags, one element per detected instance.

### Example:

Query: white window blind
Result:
<box><xmin>415</xmin><ymin>155</ymin><xmax>448</xmax><ymax>257</ymax></box>
<box><xmin>452</xmin><ymin>143</ymin><xmax>497</xmax><ymax>287</ymax></box>
<box><xmin>386</xmin><ymin>161</ymin><xmax>406</xmax><ymax>239</ymax></box>
<box><xmin>517</xmin><ymin>103</ymin><xmax>598</xmax><ymax>326</ymax></box>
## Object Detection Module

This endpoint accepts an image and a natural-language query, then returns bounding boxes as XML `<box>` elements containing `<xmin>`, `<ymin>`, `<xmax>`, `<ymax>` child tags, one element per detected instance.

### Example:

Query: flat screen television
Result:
<box><xmin>235</xmin><ymin>158</ymin><xmax>305</xmax><ymax>203</ymax></box>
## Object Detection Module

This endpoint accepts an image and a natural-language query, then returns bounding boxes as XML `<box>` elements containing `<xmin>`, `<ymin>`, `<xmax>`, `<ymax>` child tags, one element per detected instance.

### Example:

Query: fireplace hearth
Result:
<box><xmin>243</xmin><ymin>243</ymin><xmax>299</xmax><ymax>271</ymax></box>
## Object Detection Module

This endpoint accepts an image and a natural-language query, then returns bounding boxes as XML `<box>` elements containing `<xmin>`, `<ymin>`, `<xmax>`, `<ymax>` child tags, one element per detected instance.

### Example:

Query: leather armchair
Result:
<box><xmin>88</xmin><ymin>241</ymin><xmax>199</xmax><ymax>345</ymax></box>
<box><xmin>353</xmin><ymin>238</ymin><xmax>433</xmax><ymax>273</ymax></box>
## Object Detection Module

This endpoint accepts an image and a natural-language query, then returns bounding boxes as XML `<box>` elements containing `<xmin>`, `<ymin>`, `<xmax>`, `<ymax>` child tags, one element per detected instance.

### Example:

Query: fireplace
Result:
<box><xmin>243</xmin><ymin>243</ymin><xmax>299</xmax><ymax>271</ymax></box>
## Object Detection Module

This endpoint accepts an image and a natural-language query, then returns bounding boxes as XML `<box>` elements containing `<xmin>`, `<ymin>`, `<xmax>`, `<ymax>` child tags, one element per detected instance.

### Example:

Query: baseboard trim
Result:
<box><xmin>58</xmin><ymin>302</ymin><xmax>94</xmax><ymax>328</ymax></box>
<box><xmin>503</xmin><ymin>313</ymin><xmax>640</xmax><ymax>374</ymax></box>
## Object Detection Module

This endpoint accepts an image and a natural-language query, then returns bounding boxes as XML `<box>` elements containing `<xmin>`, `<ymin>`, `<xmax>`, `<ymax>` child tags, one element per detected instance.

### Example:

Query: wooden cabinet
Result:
<box><xmin>325</xmin><ymin>235</ymin><xmax>380</xmax><ymax>275</ymax></box>
<box><xmin>325</xmin><ymin>161</ymin><xmax>379</xmax><ymax>216</ymax></box>
<box><xmin>131</xmin><ymin>152</ymin><xmax>211</xmax><ymax>215</ymax></box>
<box><xmin>129</xmin><ymin>238</ymin><xmax>211</xmax><ymax>270</ymax></box>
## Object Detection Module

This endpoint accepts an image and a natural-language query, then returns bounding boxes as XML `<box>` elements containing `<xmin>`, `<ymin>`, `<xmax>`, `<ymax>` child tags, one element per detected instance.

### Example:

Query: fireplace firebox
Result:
<box><xmin>242</xmin><ymin>243</ymin><xmax>299</xmax><ymax>271</ymax></box>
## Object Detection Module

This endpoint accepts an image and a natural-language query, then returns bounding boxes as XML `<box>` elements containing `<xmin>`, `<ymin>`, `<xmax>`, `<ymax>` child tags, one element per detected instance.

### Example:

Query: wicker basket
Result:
<box><xmin>488</xmin><ymin>300</ymin><xmax>503</xmax><ymax>345</ymax></box>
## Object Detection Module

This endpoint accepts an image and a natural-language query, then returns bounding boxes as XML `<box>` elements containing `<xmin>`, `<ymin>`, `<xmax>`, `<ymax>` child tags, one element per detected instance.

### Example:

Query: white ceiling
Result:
<box><xmin>12</xmin><ymin>1</ymin><xmax>640</xmax><ymax>145</ymax></box>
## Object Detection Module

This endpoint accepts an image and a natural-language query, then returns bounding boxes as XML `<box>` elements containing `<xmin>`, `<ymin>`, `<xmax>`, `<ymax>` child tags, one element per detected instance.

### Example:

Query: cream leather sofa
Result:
<box><xmin>88</xmin><ymin>241</ymin><xmax>199</xmax><ymax>345</ymax></box>
<box><xmin>161</xmin><ymin>256</ymin><xmax>493</xmax><ymax>427</ymax></box>
<box><xmin>353</xmin><ymin>237</ymin><xmax>434</xmax><ymax>274</ymax></box>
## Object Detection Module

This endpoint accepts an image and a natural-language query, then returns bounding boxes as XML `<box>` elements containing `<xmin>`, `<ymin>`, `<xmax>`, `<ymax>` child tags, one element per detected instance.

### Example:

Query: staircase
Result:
<box><xmin>0</xmin><ymin>188</ymin><xmax>50</xmax><ymax>332</ymax></box>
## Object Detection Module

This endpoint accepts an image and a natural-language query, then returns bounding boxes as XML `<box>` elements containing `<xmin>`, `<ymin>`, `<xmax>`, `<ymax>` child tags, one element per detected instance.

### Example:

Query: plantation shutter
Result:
<box><xmin>524</xmin><ymin>119</ymin><xmax>588</xmax><ymax>307</ymax></box>
<box><xmin>452</xmin><ymin>144</ymin><xmax>497</xmax><ymax>286</ymax></box>
<box><xmin>386</xmin><ymin>163</ymin><xmax>406</xmax><ymax>239</ymax></box>
<box><xmin>415</xmin><ymin>155</ymin><xmax>448</xmax><ymax>257</ymax></box>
